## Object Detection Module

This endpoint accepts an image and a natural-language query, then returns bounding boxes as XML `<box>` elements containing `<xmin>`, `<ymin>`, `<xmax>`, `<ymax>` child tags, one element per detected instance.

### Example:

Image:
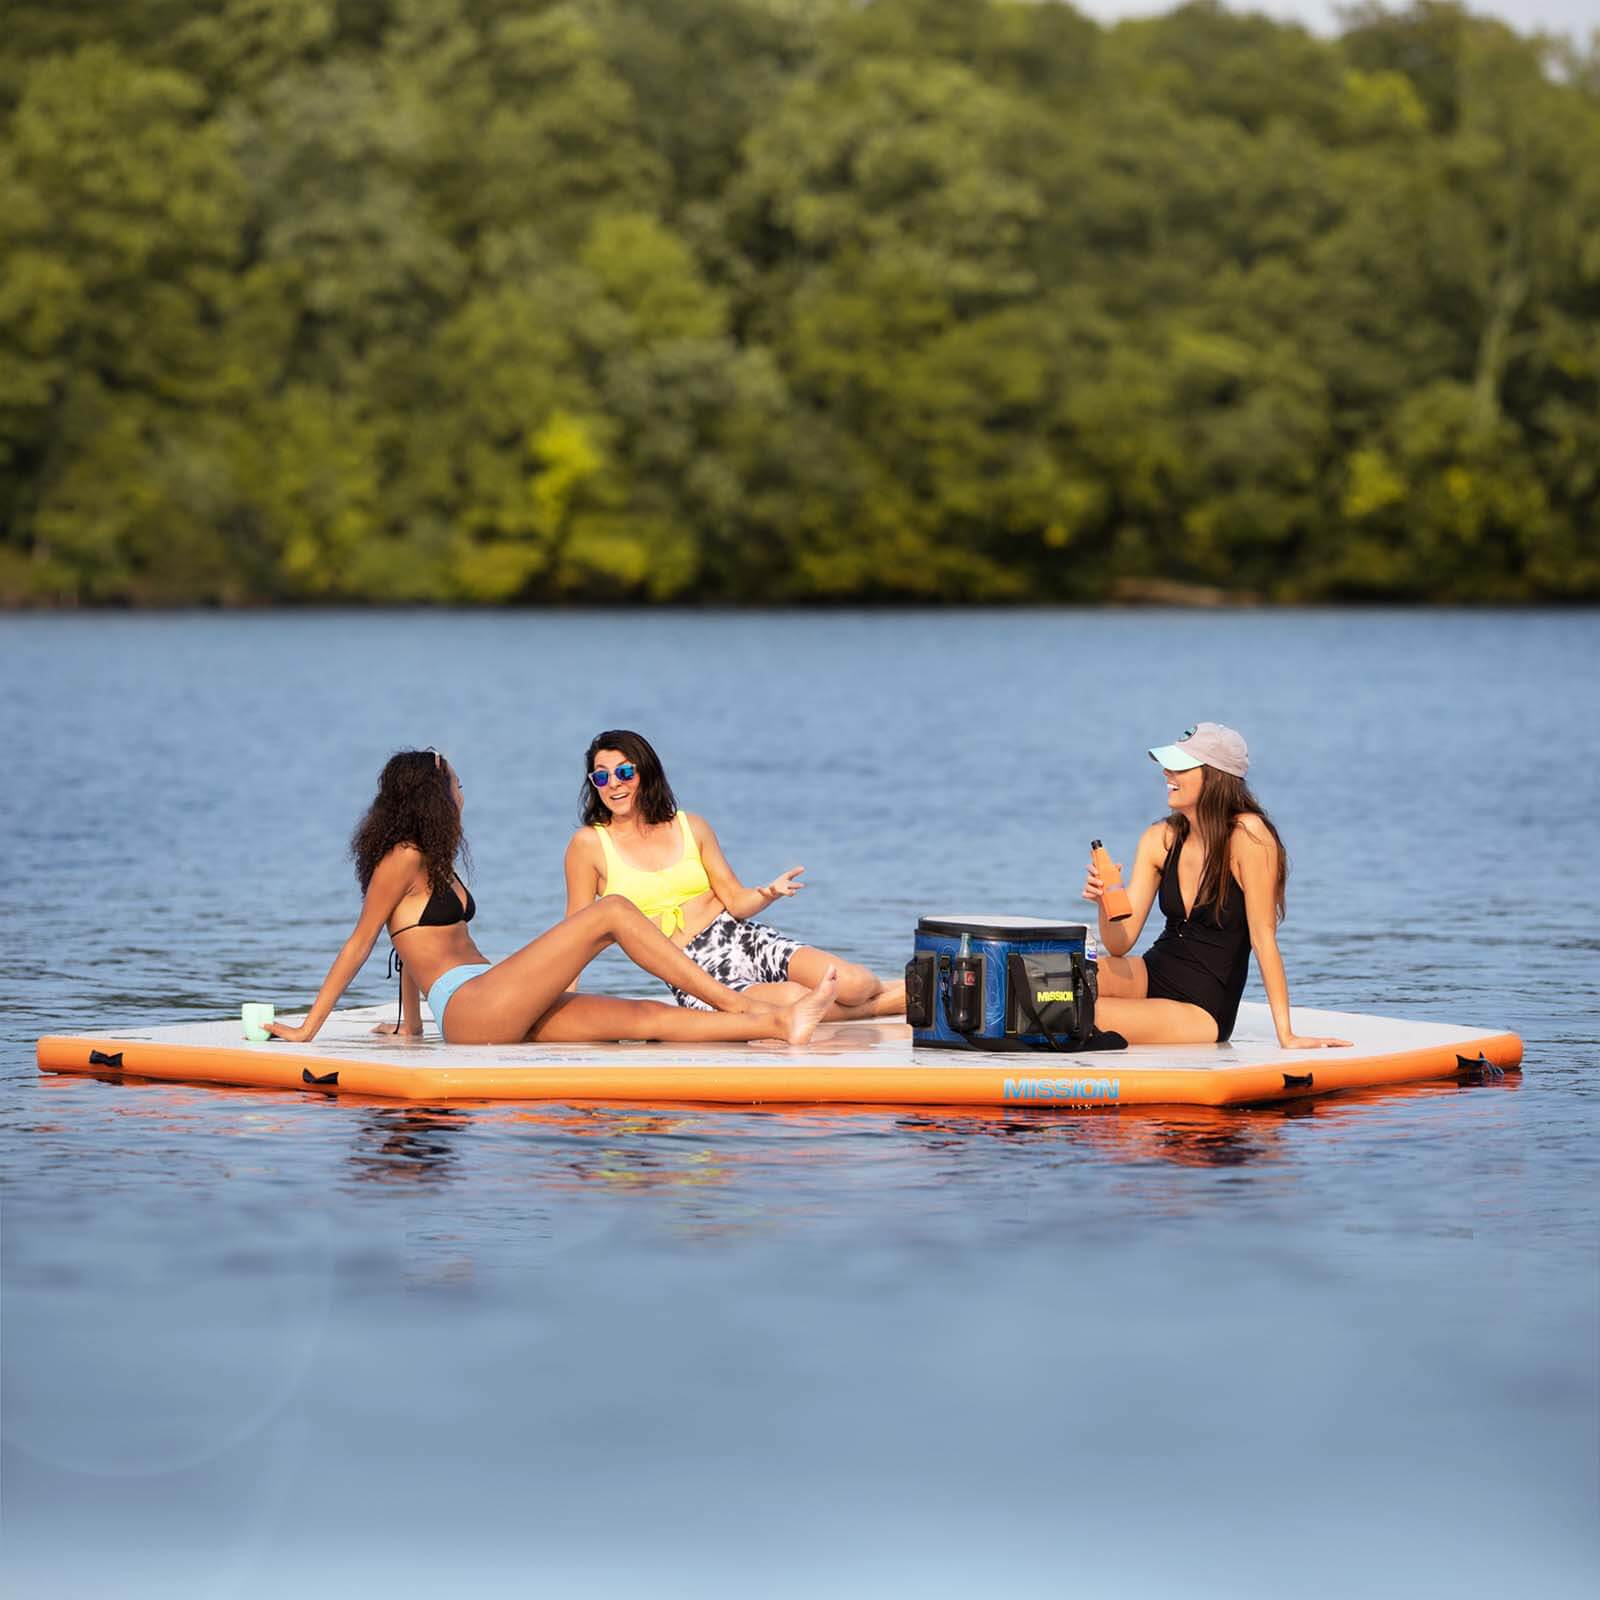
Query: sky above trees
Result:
<box><xmin>1077</xmin><ymin>1</ymin><xmax>1597</xmax><ymax>42</ymax></box>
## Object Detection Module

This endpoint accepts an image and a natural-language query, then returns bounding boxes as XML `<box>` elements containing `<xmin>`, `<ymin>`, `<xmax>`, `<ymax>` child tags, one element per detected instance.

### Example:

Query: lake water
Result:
<box><xmin>3</xmin><ymin>609</ymin><xmax>1597</xmax><ymax>1597</ymax></box>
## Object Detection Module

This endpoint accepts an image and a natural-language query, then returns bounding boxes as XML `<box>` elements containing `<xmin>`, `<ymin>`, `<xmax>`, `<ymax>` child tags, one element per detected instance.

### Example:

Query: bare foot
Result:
<box><xmin>781</xmin><ymin>966</ymin><xmax>839</xmax><ymax>1046</ymax></box>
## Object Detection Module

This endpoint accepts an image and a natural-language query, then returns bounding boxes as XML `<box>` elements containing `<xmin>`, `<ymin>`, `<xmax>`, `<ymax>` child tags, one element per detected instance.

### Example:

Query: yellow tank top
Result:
<box><xmin>593</xmin><ymin>812</ymin><xmax>712</xmax><ymax>936</ymax></box>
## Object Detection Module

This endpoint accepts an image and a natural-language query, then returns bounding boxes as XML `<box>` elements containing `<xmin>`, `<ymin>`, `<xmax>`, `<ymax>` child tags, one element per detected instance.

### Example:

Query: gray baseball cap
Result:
<box><xmin>1148</xmin><ymin>722</ymin><xmax>1249</xmax><ymax>778</ymax></box>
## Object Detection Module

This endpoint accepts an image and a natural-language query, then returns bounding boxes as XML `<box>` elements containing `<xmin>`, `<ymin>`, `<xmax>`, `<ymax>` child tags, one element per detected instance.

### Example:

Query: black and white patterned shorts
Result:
<box><xmin>669</xmin><ymin>911</ymin><xmax>803</xmax><ymax>1010</ymax></box>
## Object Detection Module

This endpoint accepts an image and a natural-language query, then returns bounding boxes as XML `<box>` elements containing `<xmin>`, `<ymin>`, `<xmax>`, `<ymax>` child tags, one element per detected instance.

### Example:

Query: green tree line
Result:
<box><xmin>2</xmin><ymin>0</ymin><xmax>1597</xmax><ymax>605</ymax></box>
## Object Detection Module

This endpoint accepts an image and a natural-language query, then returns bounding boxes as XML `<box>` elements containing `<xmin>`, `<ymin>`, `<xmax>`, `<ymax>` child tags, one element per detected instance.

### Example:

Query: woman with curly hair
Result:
<box><xmin>1081</xmin><ymin>722</ymin><xmax>1349</xmax><ymax>1049</ymax></box>
<box><xmin>267</xmin><ymin>749</ymin><xmax>836</xmax><ymax>1047</ymax></box>
<box><xmin>562</xmin><ymin>730</ymin><xmax>903</xmax><ymax>1020</ymax></box>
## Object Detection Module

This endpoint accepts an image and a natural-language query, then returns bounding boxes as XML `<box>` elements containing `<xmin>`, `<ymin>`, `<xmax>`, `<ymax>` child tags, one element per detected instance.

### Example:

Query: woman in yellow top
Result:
<box><xmin>267</xmin><ymin>748</ymin><xmax>837</xmax><ymax>1049</ymax></box>
<box><xmin>564</xmin><ymin>730</ymin><xmax>904</xmax><ymax>1020</ymax></box>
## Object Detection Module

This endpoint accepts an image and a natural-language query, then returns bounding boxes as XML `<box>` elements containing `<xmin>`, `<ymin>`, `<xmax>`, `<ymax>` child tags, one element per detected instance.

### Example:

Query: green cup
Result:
<box><xmin>241</xmin><ymin>1002</ymin><xmax>275</xmax><ymax>1042</ymax></box>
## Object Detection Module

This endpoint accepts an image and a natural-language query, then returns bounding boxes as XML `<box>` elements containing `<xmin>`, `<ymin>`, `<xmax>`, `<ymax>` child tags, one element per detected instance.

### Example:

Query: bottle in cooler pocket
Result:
<box><xmin>950</xmin><ymin>930</ymin><xmax>981</xmax><ymax>1032</ymax></box>
<box><xmin>1090</xmin><ymin>839</ymin><xmax>1132</xmax><ymax>921</ymax></box>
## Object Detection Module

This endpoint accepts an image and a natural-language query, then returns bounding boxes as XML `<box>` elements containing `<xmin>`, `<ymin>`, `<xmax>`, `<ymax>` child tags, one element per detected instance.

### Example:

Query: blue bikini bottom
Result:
<box><xmin>428</xmin><ymin>963</ymin><xmax>492</xmax><ymax>1035</ymax></box>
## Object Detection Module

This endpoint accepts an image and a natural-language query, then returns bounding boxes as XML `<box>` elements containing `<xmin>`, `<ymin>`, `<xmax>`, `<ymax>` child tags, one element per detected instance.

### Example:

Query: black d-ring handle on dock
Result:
<box><xmin>1455</xmin><ymin>1052</ymin><xmax>1505</xmax><ymax>1083</ymax></box>
<box><xmin>88</xmin><ymin>1050</ymin><xmax>123</xmax><ymax>1068</ymax></box>
<box><xmin>1282</xmin><ymin>1071</ymin><xmax>1314</xmax><ymax>1090</ymax></box>
<box><xmin>301</xmin><ymin>1068</ymin><xmax>339</xmax><ymax>1087</ymax></box>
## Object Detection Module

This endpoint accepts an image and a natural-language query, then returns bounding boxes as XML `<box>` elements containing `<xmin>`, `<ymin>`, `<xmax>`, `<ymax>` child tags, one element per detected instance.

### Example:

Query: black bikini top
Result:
<box><xmin>390</xmin><ymin>874</ymin><xmax>476</xmax><ymax>938</ymax></box>
<box><xmin>384</xmin><ymin>872</ymin><xmax>476</xmax><ymax>1029</ymax></box>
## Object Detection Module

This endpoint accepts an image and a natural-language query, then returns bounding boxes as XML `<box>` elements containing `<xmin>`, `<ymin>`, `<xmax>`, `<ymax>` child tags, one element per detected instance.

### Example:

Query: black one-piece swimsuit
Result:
<box><xmin>1141</xmin><ymin>832</ymin><xmax>1251</xmax><ymax>1042</ymax></box>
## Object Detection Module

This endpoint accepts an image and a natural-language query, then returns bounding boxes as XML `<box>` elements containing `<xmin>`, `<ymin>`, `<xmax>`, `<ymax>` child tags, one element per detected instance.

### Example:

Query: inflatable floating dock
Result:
<box><xmin>36</xmin><ymin>1001</ymin><xmax>1521</xmax><ymax>1108</ymax></box>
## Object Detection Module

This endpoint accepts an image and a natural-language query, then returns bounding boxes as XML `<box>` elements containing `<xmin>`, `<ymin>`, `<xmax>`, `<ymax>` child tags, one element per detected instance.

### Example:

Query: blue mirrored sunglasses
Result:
<box><xmin>590</xmin><ymin>762</ymin><xmax>637</xmax><ymax>788</ymax></box>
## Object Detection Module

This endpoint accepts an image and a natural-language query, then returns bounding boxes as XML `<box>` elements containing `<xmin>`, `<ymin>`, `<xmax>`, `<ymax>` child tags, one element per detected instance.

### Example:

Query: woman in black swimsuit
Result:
<box><xmin>1081</xmin><ymin>723</ymin><xmax>1350</xmax><ymax>1049</ymax></box>
<box><xmin>266</xmin><ymin>749</ymin><xmax>835</xmax><ymax>1048</ymax></box>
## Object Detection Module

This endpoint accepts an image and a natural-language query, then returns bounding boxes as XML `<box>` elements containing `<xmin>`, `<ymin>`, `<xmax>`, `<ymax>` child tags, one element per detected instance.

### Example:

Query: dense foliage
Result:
<box><xmin>2</xmin><ymin>0</ymin><xmax>1596</xmax><ymax>606</ymax></box>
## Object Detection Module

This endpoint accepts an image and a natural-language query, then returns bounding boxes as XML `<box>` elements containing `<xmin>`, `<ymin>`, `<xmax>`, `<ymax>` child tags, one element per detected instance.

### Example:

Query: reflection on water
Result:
<box><xmin>5</xmin><ymin>611</ymin><xmax>1596</xmax><ymax>1599</ymax></box>
<box><xmin>347</xmin><ymin>1108</ymin><xmax>471</xmax><ymax>1188</ymax></box>
<box><xmin>901</xmin><ymin>1105</ymin><xmax>1288</xmax><ymax>1167</ymax></box>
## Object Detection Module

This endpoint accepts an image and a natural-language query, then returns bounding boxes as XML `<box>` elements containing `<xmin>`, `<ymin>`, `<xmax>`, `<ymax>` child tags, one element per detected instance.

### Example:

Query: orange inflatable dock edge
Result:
<box><xmin>35</xmin><ymin>1026</ymin><xmax>1524</xmax><ymax>1108</ymax></box>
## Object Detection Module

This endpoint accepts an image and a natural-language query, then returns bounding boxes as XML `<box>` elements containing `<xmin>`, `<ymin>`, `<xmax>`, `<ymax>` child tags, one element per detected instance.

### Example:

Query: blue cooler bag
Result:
<box><xmin>906</xmin><ymin>915</ymin><xmax>1121</xmax><ymax>1053</ymax></box>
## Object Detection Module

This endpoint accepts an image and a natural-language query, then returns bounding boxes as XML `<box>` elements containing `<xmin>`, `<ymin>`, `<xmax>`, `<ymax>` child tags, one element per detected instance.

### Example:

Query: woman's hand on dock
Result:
<box><xmin>265</xmin><ymin>1018</ymin><xmax>317</xmax><ymax>1043</ymax></box>
<box><xmin>1279</xmin><ymin>1033</ymin><xmax>1354</xmax><ymax>1049</ymax></box>
<box><xmin>371</xmin><ymin>1021</ymin><xmax>424</xmax><ymax>1038</ymax></box>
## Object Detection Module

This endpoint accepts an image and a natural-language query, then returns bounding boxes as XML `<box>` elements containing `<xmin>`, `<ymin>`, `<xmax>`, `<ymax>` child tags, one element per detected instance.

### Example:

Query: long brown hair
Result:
<box><xmin>579</xmin><ymin>729</ymin><xmax>679</xmax><ymax>827</ymax></box>
<box><xmin>1163</xmin><ymin>770</ymin><xmax>1287</xmax><ymax>924</ymax></box>
<box><xmin>351</xmin><ymin>750</ymin><xmax>468</xmax><ymax>895</ymax></box>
